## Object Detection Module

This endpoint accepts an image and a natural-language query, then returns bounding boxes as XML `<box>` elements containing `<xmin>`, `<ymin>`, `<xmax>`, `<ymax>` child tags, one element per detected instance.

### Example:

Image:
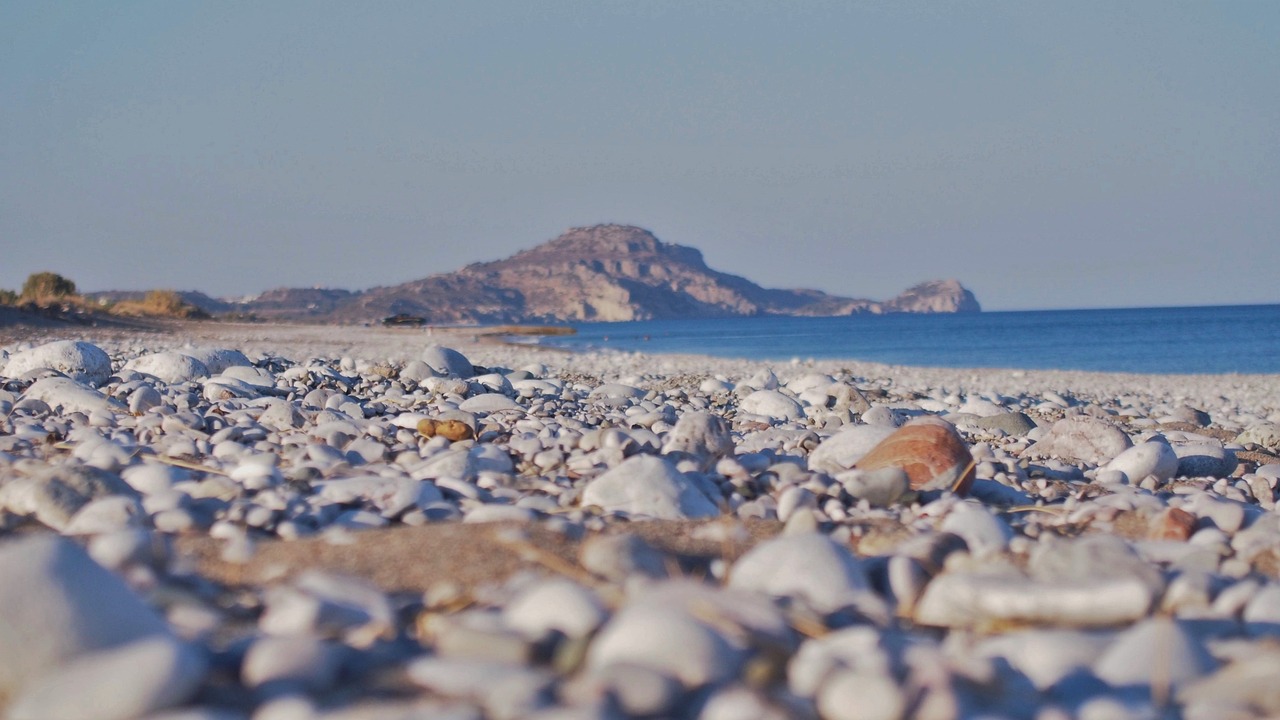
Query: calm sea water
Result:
<box><xmin>540</xmin><ymin>304</ymin><xmax>1280</xmax><ymax>375</ymax></box>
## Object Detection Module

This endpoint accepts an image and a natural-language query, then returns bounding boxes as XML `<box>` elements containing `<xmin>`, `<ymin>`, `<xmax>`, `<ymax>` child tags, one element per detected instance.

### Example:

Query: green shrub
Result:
<box><xmin>20</xmin><ymin>272</ymin><xmax>78</xmax><ymax>303</ymax></box>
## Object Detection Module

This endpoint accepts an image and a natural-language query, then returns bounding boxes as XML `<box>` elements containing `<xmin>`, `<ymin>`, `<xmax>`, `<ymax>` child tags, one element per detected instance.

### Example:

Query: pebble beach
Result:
<box><xmin>3</xmin><ymin>321</ymin><xmax>1280</xmax><ymax>720</ymax></box>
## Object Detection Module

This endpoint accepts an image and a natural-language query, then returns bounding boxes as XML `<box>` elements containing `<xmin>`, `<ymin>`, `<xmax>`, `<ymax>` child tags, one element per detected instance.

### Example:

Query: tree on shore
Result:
<box><xmin>0</xmin><ymin>289</ymin><xmax>16</xmax><ymax>305</ymax></box>
<box><xmin>20</xmin><ymin>272</ymin><xmax>78</xmax><ymax>304</ymax></box>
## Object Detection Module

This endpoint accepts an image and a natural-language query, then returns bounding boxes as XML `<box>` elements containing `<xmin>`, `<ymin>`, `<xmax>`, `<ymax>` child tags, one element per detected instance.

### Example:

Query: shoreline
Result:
<box><xmin>5</xmin><ymin>319</ymin><xmax>1279</xmax><ymax>411</ymax></box>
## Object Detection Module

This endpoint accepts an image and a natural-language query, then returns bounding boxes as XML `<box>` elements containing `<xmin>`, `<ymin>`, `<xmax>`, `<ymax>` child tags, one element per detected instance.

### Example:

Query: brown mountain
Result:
<box><xmin>235</xmin><ymin>224</ymin><xmax>979</xmax><ymax>323</ymax></box>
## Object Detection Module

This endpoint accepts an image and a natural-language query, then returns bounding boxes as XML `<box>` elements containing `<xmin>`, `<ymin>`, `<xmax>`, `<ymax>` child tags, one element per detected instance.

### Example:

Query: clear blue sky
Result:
<box><xmin>2</xmin><ymin>1</ymin><xmax>1277</xmax><ymax>311</ymax></box>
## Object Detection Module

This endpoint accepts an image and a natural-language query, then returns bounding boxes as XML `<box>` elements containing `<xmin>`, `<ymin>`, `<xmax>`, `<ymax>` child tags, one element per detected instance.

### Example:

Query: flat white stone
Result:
<box><xmin>258</xmin><ymin>399</ymin><xmax>305</xmax><ymax>430</ymax></box>
<box><xmin>407</xmin><ymin>656</ymin><xmax>553</xmax><ymax>700</ymax></box>
<box><xmin>580</xmin><ymin>454</ymin><xmax>720</xmax><ymax>520</ymax></box>
<box><xmin>913</xmin><ymin>568</ymin><xmax>1155</xmax><ymax>629</ymax></box>
<box><xmin>729</xmin><ymin>533</ymin><xmax>873</xmax><ymax>613</ymax></box>
<box><xmin>788</xmin><ymin>626</ymin><xmax>895</xmax><ymax>698</ymax></box>
<box><xmin>121</xmin><ymin>462</ymin><xmax>186</xmax><ymax>495</ymax></box>
<box><xmin>1177</xmin><ymin>648</ymin><xmax>1280</xmax><ymax>713</ymax></box>
<box><xmin>1103</xmin><ymin>441</ymin><xmax>1180</xmax><ymax>483</ymax></box>
<box><xmin>787</xmin><ymin>373</ymin><xmax>836</xmax><ymax>395</ymax></box>
<box><xmin>1238</xmin><ymin>422</ymin><xmax>1280</xmax><ymax>451</ymax></box>
<box><xmin>957</xmin><ymin>397</ymin><xmax>1006</xmax><ymax>417</ymax></box>
<box><xmin>739</xmin><ymin>389</ymin><xmax>804</xmax><ymax>421</ymax></box>
<box><xmin>974</xmin><ymin>629</ymin><xmax>1113</xmax><ymax>690</ymax></box>
<box><xmin>314</xmin><ymin>476</ymin><xmax>442</xmax><ymax>516</ymax></box>
<box><xmin>939</xmin><ymin>501</ymin><xmax>1012</xmax><ymax>558</ymax></box>
<box><xmin>661</xmin><ymin>411</ymin><xmax>734</xmax><ymax>463</ymax></box>
<box><xmin>123</xmin><ymin>352</ymin><xmax>211</xmax><ymax>384</ymax></box>
<box><xmin>590</xmin><ymin>383</ymin><xmax>646</xmax><ymax>400</ymax></box>
<box><xmin>1093</xmin><ymin>617</ymin><xmax>1216</xmax><ymax>687</ymax></box>
<box><xmin>0</xmin><ymin>535</ymin><xmax>171</xmax><ymax>697</ymax></box>
<box><xmin>808</xmin><ymin>425</ymin><xmax>897</xmax><ymax>475</ymax></box>
<box><xmin>503</xmin><ymin>579</ymin><xmax>607</xmax><ymax>639</ymax></box>
<box><xmin>220</xmin><ymin>364</ymin><xmax>276</xmax><ymax>389</ymax></box>
<box><xmin>7</xmin><ymin>635</ymin><xmax>207</xmax><ymax>720</ymax></box>
<box><xmin>1021</xmin><ymin>416</ymin><xmax>1132</xmax><ymax>466</ymax></box>
<box><xmin>241</xmin><ymin>634</ymin><xmax>340</xmax><ymax>691</ymax></box>
<box><xmin>203</xmin><ymin>375</ymin><xmax>263</xmax><ymax>401</ymax></box>
<box><xmin>0</xmin><ymin>464</ymin><xmax>137</xmax><ymax>531</ymax></box>
<box><xmin>579</xmin><ymin>533</ymin><xmax>670</xmax><ymax>581</ymax></box>
<box><xmin>63</xmin><ymin>495</ymin><xmax>146</xmax><ymax>535</ymax></box>
<box><xmin>422</xmin><ymin>345</ymin><xmax>475</xmax><ymax>379</ymax></box>
<box><xmin>462</xmin><ymin>505</ymin><xmax>537</xmax><ymax>523</ymax></box>
<box><xmin>182</xmin><ymin>347</ymin><xmax>252</xmax><ymax>374</ymax></box>
<box><xmin>586</xmin><ymin>600</ymin><xmax>741</xmax><ymax>687</ymax></box>
<box><xmin>23</xmin><ymin>376</ymin><xmax>123</xmax><ymax>415</ymax></box>
<box><xmin>699</xmin><ymin>378</ymin><xmax>734</xmax><ymax>393</ymax></box>
<box><xmin>1172</xmin><ymin>439</ymin><xmax>1237</xmax><ymax>478</ymax></box>
<box><xmin>459</xmin><ymin>393</ymin><xmax>524</xmax><ymax>414</ymax></box>
<box><xmin>817</xmin><ymin>670</ymin><xmax>906</xmax><ymax>720</ymax></box>
<box><xmin>860</xmin><ymin>405</ymin><xmax>902</xmax><ymax>428</ymax></box>
<box><xmin>700</xmin><ymin>686</ymin><xmax>791</xmax><ymax>720</ymax></box>
<box><xmin>1242</xmin><ymin>583</ymin><xmax>1280</xmax><ymax>628</ymax></box>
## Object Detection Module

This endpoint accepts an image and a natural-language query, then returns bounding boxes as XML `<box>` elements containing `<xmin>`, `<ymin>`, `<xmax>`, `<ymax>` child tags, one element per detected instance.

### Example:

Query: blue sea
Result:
<box><xmin>540</xmin><ymin>304</ymin><xmax>1280</xmax><ymax>375</ymax></box>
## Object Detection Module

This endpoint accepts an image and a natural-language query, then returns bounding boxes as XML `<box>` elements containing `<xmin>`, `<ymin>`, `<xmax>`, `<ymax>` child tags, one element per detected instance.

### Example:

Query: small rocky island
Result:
<box><xmin>181</xmin><ymin>225</ymin><xmax>980</xmax><ymax>324</ymax></box>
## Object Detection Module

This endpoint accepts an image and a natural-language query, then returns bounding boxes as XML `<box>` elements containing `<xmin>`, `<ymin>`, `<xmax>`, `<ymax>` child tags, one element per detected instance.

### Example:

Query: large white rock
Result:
<box><xmin>22</xmin><ymin>376</ymin><xmax>124</xmax><ymax>415</ymax></box>
<box><xmin>458</xmin><ymin>393</ymin><xmax>524</xmax><ymax>414</ymax></box>
<box><xmin>939</xmin><ymin>502</ymin><xmax>1012</xmax><ymax>558</ymax></box>
<box><xmin>1238</xmin><ymin>422</ymin><xmax>1280</xmax><ymax>452</ymax></box>
<box><xmin>974</xmin><ymin>629</ymin><xmax>1113</xmax><ymax>690</ymax></box>
<box><xmin>729</xmin><ymin>533</ymin><xmax>873</xmax><ymax>614</ymax></box>
<box><xmin>1103</xmin><ymin>441</ymin><xmax>1180</xmax><ymax>484</ymax></box>
<box><xmin>739</xmin><ymin>390</ymin><xmax>804</xmax><ymax>422</ymax></box>
<box><xmin>0</xmin><ymin>535</ymin><xmax>173</xmax><ymax>697</ymax></box>
<box><xmin>1177</xmin><ymin>648</ymin><xmax>1280</xmax><ymax>714</ymax></box>
<box><xmin>913</xmin><ymin>568</ymin><xmax>1154</xmax><ymax>630</ymax></box>
<box><xmin>182</xmin><ymin>347</ymin><xmax>252</xmax><ymax>374</ymax></box>
<box><xmin>661</xmin><ymin>411</ymin><xmax>734</xmax><ymax>465</ymax></box>
<box><xmin>1171</xmin><ymin>438</ymin><xmax>1237</xmax><ymax>479</ymax></box>
<box><xmin>202</xmin><ymin>374</ymin><xmax>264</xmax><ymax>401</ymax></box>
<box><xmin>590</xmin><ymin>383</ymin><xmax>646</xmax><ymax>401</ymax></box>
<box><xmin>0</xmin><ymin>465</ymin><xmax>137</xmax><ymax>531</ymax></box>
<box><xmin>957</xmin><ymin>397</ymin><xmax>1007</xmax><ymax>417</ymax></box>
<box><xmin>788</xmin><ymin>626</ymin><xmax>895</xmax><ymax>698</ymax></box>
<box><xmin>241</xmin><ymin>634</ymin><xmax>340</xmax><ymax>692</ymax></box>
<box><xmin>2</xmin><ymin>340</ymin><xmax>112</xmax><ymax>387</ymax></box>
<box><xmin>503</xmin><ymin>578</ymin><xmax>607</xmax><ymax>639</ymax></box>
<box><xmin>1021</xmin><ymin>416</ymin><xmax>1133</xmax><ymax>466</ymax></box>
<box><xmin>122</xmin><ymin>352</ymin><xmax>211</xmax><ymax>384</ymax></box>
<box><xmin>219</xmin><ymin>364</ymin><xmax>277</xmax><ymax>390</ymax></box>
<box><xmin>120</xmin><ymin>463</ymin><xmax>186</xmax><ymax>495</ymax></box>
<box><xmin>914</xmin><ymin>535</ymin><xmax>1162</xmax><ymax>629</ymax></box>
<box><xmin>580</xmin><ymin>455</ymin><xmax>720</xmax><ymax>520</ymax></box>
<box><xmin>314</xmin><ymin>476</ymin><xmax>443</xmax><ymax>517</ymax></box>
<box><xmin>258</xmin><ymin>398</ymin><xmax>305</xmax><ymax>431</ymax></box>
<box><xmin>807</xmin><ymin>425</ymin><xmax>897</xmax><ymax>475</ymax></box>
<box><xmin>817</xmin><ymin>670</ymin><xmax>907</xmax><ymax>720</ymax></box>
<box><xmin>407</xmin><ymin>656</ymin><xmax>554</xmax><ymax>704</ymax></box>
<box><xmin>421</xmin><ymin>345</ymin><xmax>475</xmax><ymax>379</ymax></box>
<box><xmin>7</xmin><ymin>635</ymin><xmax>207</xmax><ymax>720</ymax></box>
<box><xmin>1093</xmin><ymin>617</ymin><xmax>1216</xmax><ymax>687</ymax></box>
<box><xmin>587</xmin><ymin>598</ymin><xmax>742</xmax><ymax>687</ymax></box>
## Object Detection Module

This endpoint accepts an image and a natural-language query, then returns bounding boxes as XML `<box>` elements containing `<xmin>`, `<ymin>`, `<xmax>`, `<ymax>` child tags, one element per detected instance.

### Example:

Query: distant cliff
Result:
<box><xmin>229</xmin><ymin>224</ymin><xmax>982</xmax><ymax>323</ymax></box>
